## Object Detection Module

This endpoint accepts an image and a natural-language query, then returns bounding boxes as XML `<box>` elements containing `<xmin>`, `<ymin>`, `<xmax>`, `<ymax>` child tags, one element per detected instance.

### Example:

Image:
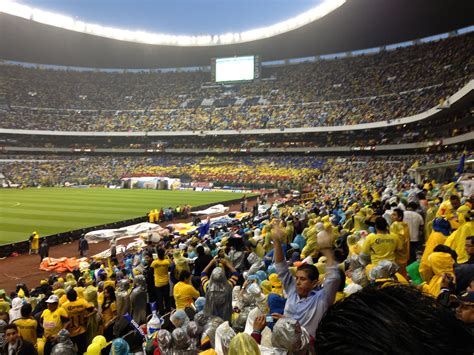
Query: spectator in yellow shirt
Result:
<box><xmin>101</xmin><ymin>286</ymin><xmax>117</xmax><ymax>341</ymax></box>
<box><xmin>151</xmin><ymin>249</ymin><xmax>172</xmax><ymax>314</ymax></box>
<box><xmin>13</xmin><ymin>303</ymin><xmax>37</xmax><ymax>347</ymax></box>
<box><xmin>40</xmin><ymin>295</ymin><xmax>69</xmax><ymax>355</ymax></box>
<box><xmin>173</xmin><ymin>270</ymin><xmax>200</xmax><ymax>310</ymax></box>
<box><xmin>362</xmin><ymin>217</ymin><xmax>403</xmax><ymax>267</ymax></box>
<box><xmin>61</xmin><ymin>288</ymin><xmax>95</xmax><ymax>354</ymax></box>
<box><xmin>419</xmin><ymin>218</ymin><xmax>452</xmax><ymax>282</ymax></box>
<box><xmin>390</xmin><ymin>209</ymin><xmax>410</xmax><ymax>276</ymax></box>
<box><xmin>437</xmin><ymin>195</ymin><xmax>462</xmax><ymax>230</ymax></box>
<box><xmin>437</xmin><ymin>195</ymin><xmax>461</xmax><ymax>218</ymax></box>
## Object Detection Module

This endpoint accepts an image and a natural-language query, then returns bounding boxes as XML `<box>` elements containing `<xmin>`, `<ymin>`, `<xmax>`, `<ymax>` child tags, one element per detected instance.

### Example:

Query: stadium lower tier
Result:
<box><xmin>0</xmin><ymin>153</ymin><xmax>469</xmax><ymax>190</ymax></box>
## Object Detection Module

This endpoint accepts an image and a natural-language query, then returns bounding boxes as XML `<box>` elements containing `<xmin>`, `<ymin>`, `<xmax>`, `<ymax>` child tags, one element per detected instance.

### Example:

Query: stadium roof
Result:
<box><xmin>0</xmin><ymin>0</ymin><xmax>473</xmax><ymax>69</ymax></box>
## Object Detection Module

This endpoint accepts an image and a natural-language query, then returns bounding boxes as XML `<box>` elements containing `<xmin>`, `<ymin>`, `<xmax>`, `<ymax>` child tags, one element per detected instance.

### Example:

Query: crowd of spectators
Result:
<box><xmin>0</xmin><ymin>157</ymin><xmax>473</xmax><ymax>354</ymax></box>
<box><xmin>0</xmin><ymin>31</ymin><xmax>472</xmax><ymax>131</ymax></box>
<box><xmin>0</xmin><ymin>153</ymin><xmax>468</xmax><ymax>190</ymax></box>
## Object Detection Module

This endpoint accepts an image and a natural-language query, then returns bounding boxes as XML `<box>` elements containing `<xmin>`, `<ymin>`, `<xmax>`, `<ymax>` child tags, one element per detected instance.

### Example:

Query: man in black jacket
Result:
<box><xmin>143</xmin><ymin>252</ymin><xmax>157</xmax><ymax>303</ymax></box>
<box><xmin>2</xmin><ymin>323</ymin><xmax>37</xmax><ymax>355</ymax></box>
<box><xmin>192</xmin><ymin>245</ymin><xmax>213</xmax><ymax>292</ymax></box>
<box><xmin>78</xmin><ymin>235</ymin><xmax>89</xmax><ymax>257</ymax></box>
<box><xmin>39</xmin><ymin>240</ymin><xmax>49</xmax><ymax>261</ymax></box>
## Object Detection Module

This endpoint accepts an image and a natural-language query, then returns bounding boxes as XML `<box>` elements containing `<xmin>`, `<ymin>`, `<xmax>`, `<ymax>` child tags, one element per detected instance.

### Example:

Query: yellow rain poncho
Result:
<box><xmin>421</xmin><ymin>252</ymin><xmax>455</xmax><ymax>298</ymax></box>
<box><xmin>301</xmin><ymin>219</ymin><xmax>315</xmax><ymax>239</ymax></box>
<box><xmin>445</xmin><ymin>221</ymin><xmax>474</xmax><ymax>263</ymax></box>
<box><xmin>173</xmin><ymin>250</ymin><xmax>190</xmax><ymax>280</ymax></box>
<box><xmin>228</xmin><ymin>333</ymin><xmax>260</xmax><ymax>355</ymax></box>
<box><xmin>436</xmin><ymin>199</ymin><xmax>454</xmax><ymax>218</ymax></box>
<box><xmin>390</xmin><ymin>221</ymin><xmax>410</xmax><ymax>270</ymax></box>
<box><xmin>65</xmin><ymin>273</ymin><xmax>77</xmax><ymax>289</ymax></box>
<box><xmin>353</xmin><ymin>207</ymin><xmax>372</xmax><ymax>232</ymax></box>
<box><xmin>424</xmin><ymin>202</ymin><xmax>438</xmax><ymax>237</ymax></box>
<box><xmin>262</xmin><ymin>224</ymin><xmax>273</xmax><ymax>253</ymax></box>
<box><xmin>301</xmin><ymin>223</ymin><xmax>321</xmax><ymax>259</ymax></box>
<box><xmin>419</xmin><ymin>231</ymin><xmax>449</xmax><ymax>282</ymax></box>
<box><xmin>347</xmin><ymin>233</ymin><xmax>362</xmax><ymax>256</ymax></box>
<box><xmin>260</xmin><ymin>280</ymin><xmax>271</xmax><ymax>295</ymax></box>
<box><xmin>268</xmin><ymin>273</ymin><xmax>283</xmax><ymax>296</ymax></box>
<box><xmin>31</xmin><ymin>231</ymin><xmax>40</xmax><ymax>251</ymax></box>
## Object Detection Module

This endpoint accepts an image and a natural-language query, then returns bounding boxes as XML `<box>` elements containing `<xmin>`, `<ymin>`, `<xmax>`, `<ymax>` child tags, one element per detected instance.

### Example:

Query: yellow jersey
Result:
<box><xmin>362</xmin><ymin>232</ymin><xmax>402</xmax><ymax>266</ymax></box>
<box><xmin>41</xmin><ymin>307</ymin><xmax>69</xmax><ymax>339</ymax></box>
<box><xmin>14</xmin><ymin>318</ymin><xmax>38</xmax><ymax>345</ymax></box>
<box><xmin>151</xmin><ymin>258</ymin><xmax>170</xmax><ymax>287</ymax></box>
<box><xmin>173</xmin><ymin>282</ymin><xmax>200</xmax><ymax>310</ymax></box>
<box><xmin>62</xmin><ymin>298</ymin><xmax>94</xmax><ymax>337</ymax></box>
<box><xmin>101</xmin><ymin>301</ymin><xmax>117</xmax><ymax>326</ymax></box>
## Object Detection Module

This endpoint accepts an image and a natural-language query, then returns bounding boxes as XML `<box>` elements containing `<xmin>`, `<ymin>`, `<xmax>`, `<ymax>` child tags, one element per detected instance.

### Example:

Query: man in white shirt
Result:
<box><xmin>403</xmin><ymin>202</ymin><xmax>424</xmax><ymax>263</ymax></box>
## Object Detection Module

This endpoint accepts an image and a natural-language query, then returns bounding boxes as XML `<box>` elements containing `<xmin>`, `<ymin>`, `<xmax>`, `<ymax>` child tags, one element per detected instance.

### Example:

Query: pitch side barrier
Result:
<box><xmin>0</xmin><ymin>195</ymin><xmax>259</xmax><ymax>258</ymax></box>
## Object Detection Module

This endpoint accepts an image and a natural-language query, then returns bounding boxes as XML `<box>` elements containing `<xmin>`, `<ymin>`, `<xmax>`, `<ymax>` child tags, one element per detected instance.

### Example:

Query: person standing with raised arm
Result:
<box><xmin>272</xmin><ymin>219</ymin><xmax>339</xmax><ymax>336</ymax></box>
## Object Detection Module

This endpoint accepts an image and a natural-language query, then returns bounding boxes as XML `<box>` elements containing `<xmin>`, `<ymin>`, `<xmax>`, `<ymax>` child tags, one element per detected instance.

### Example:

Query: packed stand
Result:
<box><xmin>1</xmin><ymin>154</ymin><xmax>467</xmax><ymax>190</ymax></box>
<box><xmin>0</xmin><ymin>160</ymin><xmax>473</xmax><ymax>354</ymax></box>
<box><xmin>0</xmin><ymin>32</ymin><xmax>472</xmax><ymax>131</ymax></box>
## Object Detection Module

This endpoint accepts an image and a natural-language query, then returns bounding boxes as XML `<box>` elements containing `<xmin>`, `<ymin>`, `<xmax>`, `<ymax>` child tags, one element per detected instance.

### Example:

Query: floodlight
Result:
<box><xmin>0</xmin><ymin>0</ymin><xmax>346</xmax><ymax>46</ymax></box>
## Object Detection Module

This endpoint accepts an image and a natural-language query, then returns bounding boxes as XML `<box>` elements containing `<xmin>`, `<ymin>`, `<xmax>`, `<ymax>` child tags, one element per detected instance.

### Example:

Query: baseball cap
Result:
<box><xmin>459</xmin><ymin>292</ymin><xmax>474</xmax><ymax>304</ymax></box>
<box><xmin>46</xmin><ymin>295</ymin><xmax>59</xmax><ymax>303</ymax></box>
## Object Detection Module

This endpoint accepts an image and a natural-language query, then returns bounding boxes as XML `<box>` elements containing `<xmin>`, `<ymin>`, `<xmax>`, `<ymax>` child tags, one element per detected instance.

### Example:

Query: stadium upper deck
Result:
<box><xmin>0</xmin><ymin>31</ymin><xmax>472</xmax><ymax>132</ymax></box>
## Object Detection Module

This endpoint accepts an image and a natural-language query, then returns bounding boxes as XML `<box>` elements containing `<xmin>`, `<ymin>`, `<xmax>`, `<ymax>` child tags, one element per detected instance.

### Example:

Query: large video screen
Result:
<box><xmin>215</xmin><ymin>56</ymin><xmax>255</xmax><ymax>82</ymax></box>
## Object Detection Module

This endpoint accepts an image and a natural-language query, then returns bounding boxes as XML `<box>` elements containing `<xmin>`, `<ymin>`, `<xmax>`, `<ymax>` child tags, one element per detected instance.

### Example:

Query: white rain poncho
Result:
<box><xmin>204</xmin><ymin>267</ymin><xmax>233</xmax><ymax>322</ymax></box>
<box><xmin>170</xmin><ymin>310</ymin><xmax>190</xmax><ymax>329</ymax></box>
<box><xmin>244</xmin><ymin>307</ymin><xmax>273</xmax><ymax>348</ymax></box>
<box><xmin>201</xmin><ymin>316</ymin><xmax>224</xmax><ymax>349</ymax></box>
<box><xmin>186</xmin><ymin>321</ymin><xmax>200</xmax><ymax>351</ymax></box>
<box><xmin>271</xmin><ymin>318</ymin><xmax>310</xmax><ymax>353</ymax></box>
<box><xmin>369</xmin><ymin>260</ymin><xmax>400</xmax><ymax>281</ymax></box>
<box><xmin>9</xmin><ymin>298</ymin><xmax>23</xmax><ymax>323</ymax></box>
<box><xmin>157</xmin><ymin>329</ymin><xmax>173</xmax><ymax>355</ymax></box>
<box><xmin>247</xmin><ymin>252</ymin><xmax>265</xmax><ymax>277</ymax></box>
<box><xmin>215</xmin><ymin>321</ymin><xmax>236</xmax><ymax>355</ymax></box>
<box><xmin>51</xmin><ymin>329</ymin><xmax>76</xmax><ymax>355</ymax></box>
<box><xmin>130</xmin><ymin>275</ymin><xmax>148</xmax><ymax>325</ymax></box>
<box><xmin>172</xmin><ymin>327</ymin><xmax>191</xmax><ymax>350</ymax></box>
<box><xmin>194</xmin><ymin>311</ymin><xmax>210</xmax><ymax>330</ymax></box>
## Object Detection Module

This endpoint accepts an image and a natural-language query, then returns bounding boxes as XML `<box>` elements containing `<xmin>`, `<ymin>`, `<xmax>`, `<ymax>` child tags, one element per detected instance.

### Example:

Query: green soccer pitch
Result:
<box><xmin>0</xmin><ymin>188</ymin><xmax>254</xmax><ymax>244</ymax></box>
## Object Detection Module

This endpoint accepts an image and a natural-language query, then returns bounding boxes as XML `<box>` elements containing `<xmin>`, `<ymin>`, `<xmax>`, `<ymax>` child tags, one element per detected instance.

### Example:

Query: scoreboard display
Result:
<box><xmin>212</xmin><ymin>55</ymin><xmax>260</xmax><ymax>83</ymax></box>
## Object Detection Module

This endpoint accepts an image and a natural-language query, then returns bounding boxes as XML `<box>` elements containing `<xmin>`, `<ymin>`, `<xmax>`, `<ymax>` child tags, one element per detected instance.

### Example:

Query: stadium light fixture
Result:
<box><xmin>0</xmin><ymin>0</ymin><xmax>346</xmax><ymax>46</ymax></box>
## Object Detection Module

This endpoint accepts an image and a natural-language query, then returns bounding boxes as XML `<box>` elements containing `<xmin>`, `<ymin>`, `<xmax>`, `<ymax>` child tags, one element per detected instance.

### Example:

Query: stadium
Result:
<box><xmin>0</xmin><ymin>0</ymin><xmax>473</xmax><ymax>353</ymax></box>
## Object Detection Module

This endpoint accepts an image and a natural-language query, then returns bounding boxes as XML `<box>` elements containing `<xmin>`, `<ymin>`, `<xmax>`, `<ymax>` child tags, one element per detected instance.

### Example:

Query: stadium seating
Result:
<box><xmin>0</xmin><ymin>32</ymin><xmax>472</xmax><ymax>131</ymax></box>
<box><xmin>0</xmin><ymin>153</ymin><xmax>467</xmax><ymax>189</ymax></box>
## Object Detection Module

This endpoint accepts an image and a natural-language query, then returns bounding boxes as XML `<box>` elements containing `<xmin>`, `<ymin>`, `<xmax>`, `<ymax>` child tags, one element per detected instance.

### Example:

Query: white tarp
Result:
<box><xmin>91</xmin><ymin>238</ymin><xmax>146</xmax><ymax>259</ymax></box>
<box><xmin>84</xmin><ymin>222</ymin><xmax>169</xmax><ymax>243</ymax></box>
<box><xmin>190</xmin><ymin>204</ymin><xmax>229</xmax><ymax>216</ymax></box>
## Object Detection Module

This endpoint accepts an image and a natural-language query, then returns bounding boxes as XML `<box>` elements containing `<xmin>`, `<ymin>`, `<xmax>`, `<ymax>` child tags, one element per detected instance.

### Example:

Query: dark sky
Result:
<box><xmin>19</xmin><ymin>0</ymin><xmax>324</xmax><ymax>34</ymax></box>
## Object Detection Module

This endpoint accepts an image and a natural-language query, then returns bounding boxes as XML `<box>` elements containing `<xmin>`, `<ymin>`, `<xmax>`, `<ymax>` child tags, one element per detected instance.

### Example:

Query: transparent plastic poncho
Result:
<box><xmin>271</xmin><ymin>318</ymin><xmax>310</xmax><ymax>353</ymax></box>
